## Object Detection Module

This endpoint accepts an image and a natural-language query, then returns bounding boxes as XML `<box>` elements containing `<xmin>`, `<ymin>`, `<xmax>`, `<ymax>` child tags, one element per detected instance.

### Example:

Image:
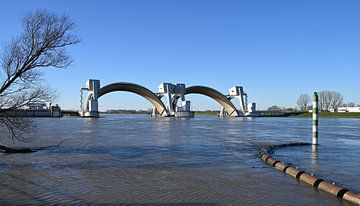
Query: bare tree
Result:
<box><xmin>328</xmin><ymin>91</ymin><xmax>343</xmax><ymax>111</ymax></box>
<box><xmin>0</xmin><ymin>10</ymin><xmax>79</xmax><ymax>141</ymax></box>
<box><xmin>296</xmin><ymin>94</ymin><xmax>310</xmax><ymax>111</ymax></box>
<box><xmin>318</xmin><ymin>92</ymin><xmax>325</xmax><ymax>112</ymax></box>
<box><xmin>317</xmin><ymin>91</ymin><xmax>343</xmax><ymax>112</ymax></box>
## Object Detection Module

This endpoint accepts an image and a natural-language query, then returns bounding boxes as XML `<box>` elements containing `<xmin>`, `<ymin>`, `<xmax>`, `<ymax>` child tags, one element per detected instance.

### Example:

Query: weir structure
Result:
<box><xmin>157</xmin><ymin>83</ymin><xmax>194</xmax><ymax>117</ymax></box>
<box><xmin>79</xmin><ymin>79</ymin><xmax>257</xmax><ymax>118</ymax></box>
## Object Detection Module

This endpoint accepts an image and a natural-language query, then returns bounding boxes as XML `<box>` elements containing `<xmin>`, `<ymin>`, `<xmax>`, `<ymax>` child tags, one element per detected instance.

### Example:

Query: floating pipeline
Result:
<box><xmin>258</xmin><ymin>143</ymin><xmax>360</xmax><ymax>205</ymax></box>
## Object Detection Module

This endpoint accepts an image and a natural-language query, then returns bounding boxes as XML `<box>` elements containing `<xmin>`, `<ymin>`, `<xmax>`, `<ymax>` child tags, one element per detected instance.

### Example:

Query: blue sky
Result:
<box><xmin>1</xmin><ymin>0</ymin><xmax>359</xmax><ymax>111</ymax></box>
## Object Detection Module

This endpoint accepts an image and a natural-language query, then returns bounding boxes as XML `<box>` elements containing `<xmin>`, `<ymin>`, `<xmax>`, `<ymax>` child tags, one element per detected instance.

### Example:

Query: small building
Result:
<box><xmin>247</xmin><ymin>103</ymin><xmax>256</xmax><ymax>113</ymax></box>
<box><xmin>27</xmin><ymin>103</ymin><xmax>47</xmax><ymax>110</ymax></box>
<box><xmin>338</xmin><ymin>107</ymin><xmax>360</xmax><ymax>113</ymax></box>
<box><xmin>24</xmin><ymin>102</ymin><xmax>62</xmax><ymax>117</ymax></box>
<box><xmin>50</xmin><ymin>104</ymin><xmax>61</xmax><ymax>117</ymax></box>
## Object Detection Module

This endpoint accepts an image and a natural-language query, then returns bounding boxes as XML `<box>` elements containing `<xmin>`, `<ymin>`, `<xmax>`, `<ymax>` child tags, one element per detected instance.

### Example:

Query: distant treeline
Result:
<box><xmin>194</xmin><ymin>110</ymin><xmax>219</xmax><ymax>116</ymax></box>
<box><xmin>101</xmin><ymin>109</ymin><xmax>151</xmax><ymax>114</ymax></box>
<box><xmin>101</xmin><ymin>109</ymin><xmax>222</xmax><ymax>115</ymax></box>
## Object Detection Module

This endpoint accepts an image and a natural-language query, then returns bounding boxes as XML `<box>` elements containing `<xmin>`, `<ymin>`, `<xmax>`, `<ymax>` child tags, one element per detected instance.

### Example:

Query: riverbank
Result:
<box><xmin>101</xmin><ymin>109</ymin><xmax>150</xmax><ymax>115</ymax></box>
<box><xmin>61</xmin><ymin>110</ymin><xmax>360</xmax><ymax>119</ymax></box>
<box><xmin>194</xmin><ymin>111</ymin><xmax>219</xmax><ymax>116</ymax></box>
<box><xmin>288</xmin><ymin>112</ymin><xmax>360</xmax><ymax>118</ymax></box>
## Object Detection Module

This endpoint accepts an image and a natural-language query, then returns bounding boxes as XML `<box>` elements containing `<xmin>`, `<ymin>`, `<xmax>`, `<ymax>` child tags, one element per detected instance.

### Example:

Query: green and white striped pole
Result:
<box><xmin>312</xmin><ymin>92</ymin><xmax>319</xmax><ymax>145</ymax></box>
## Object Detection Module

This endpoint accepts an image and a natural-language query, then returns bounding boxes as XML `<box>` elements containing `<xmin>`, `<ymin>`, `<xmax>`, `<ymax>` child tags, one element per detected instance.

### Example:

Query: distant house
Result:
<box><xmin>338</xmin><ymin>107</ymin><xmax>360</xmax><ymax>113</ymax></box>
<box><xmin>23</xmin><ymin>103</ymin><xmax>62</xmax><ymax>117</ymax></box>
<box><xmin>27</xmin><ymin>103</ymin><xmax>47</xmax><ymax>110</ymax></box>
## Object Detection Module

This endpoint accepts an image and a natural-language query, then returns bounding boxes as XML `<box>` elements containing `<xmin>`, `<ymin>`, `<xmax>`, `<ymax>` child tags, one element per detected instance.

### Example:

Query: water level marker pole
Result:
<box><xmin>312</xmin><ymin>92</ymin><xmax>319</xmax><ymax>145</ymax></box>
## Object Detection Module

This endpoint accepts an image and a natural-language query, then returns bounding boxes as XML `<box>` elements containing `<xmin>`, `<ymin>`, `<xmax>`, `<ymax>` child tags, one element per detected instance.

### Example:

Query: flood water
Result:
<box><xmin>0</xmin><ymin>115</ymin><xmax>359</xmax><ymax>205</ymax></box>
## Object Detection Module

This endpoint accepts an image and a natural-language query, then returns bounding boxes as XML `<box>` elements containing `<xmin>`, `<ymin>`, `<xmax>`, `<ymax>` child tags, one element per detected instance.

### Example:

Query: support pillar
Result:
<box><xmin>158</xmin><ymin>83</ymin><xmax>194</xmax><ymax>117</ymax></box>
<box><xmin>219</xmin><ymin>107</ymin><xmax>226</xmax><ymax>117</ymax></box>
<box><xmin>229</xmin><ymin>86</ymin><xmax>247</xmax><ymax>116</ymax></box>
<box><xmin>80</xmin><ymin>79</ymin><xmax>100</xmax><ymax>118</ymax></box>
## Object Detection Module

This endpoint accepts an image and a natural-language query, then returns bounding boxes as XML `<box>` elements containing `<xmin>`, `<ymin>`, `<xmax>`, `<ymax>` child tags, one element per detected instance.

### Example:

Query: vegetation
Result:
<box><xmin>288</xmin><ymin>112</ymin><xmax>360</xmax><ymax>118</ymax></box>
<box><xmin>297</xmin><ymin>94</ymin><xmax>310</xmax><ymax>111</ymax></box>
<box><xmin>267</xmin><ymin>105</ymin><xmax>297</xmax><ymax>112</ymax></box>
<box><xmin>296</xmin><ymin>91</ymin><xmax>344</xmax><ymax>112</ymax></box>
<box><xmin>258</xmin><ymin>111</ymin><xmax>302</xmax><ymax>117</ymax></box>
<box><xmin>194</xmin><ymin>110</ymin><xmax>219</xmax><ymax>116</ymax></box>
<box><xmin>317</xmin><ymin>91</ymin><xmax>343</xmax><ymax>112</ymax></box>
<box><xmin>101</xmin><ymin>109</ymin><xmax>150</xmax><ymax>115</ymax></box>
<box><xmin>267</xmin><ymin>105</ymin><xmax>282</xmax><ymax>111</ymax></box>
<box><xmin>0</xmin><ymin>10</ymin><xmax>79</xmax><ymax>141</ymax></box>
<box><xmin>342</xmin><ymin>102</ymin><xmax>360</xmax><ymax>107</ymax></box>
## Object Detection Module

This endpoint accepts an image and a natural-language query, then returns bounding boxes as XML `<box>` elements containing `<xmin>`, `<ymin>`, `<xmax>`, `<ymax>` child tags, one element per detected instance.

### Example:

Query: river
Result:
<box><xmin>0</xmin><ymin>115</ymin><xmax>359</xmax><ymax>205</ymax></box>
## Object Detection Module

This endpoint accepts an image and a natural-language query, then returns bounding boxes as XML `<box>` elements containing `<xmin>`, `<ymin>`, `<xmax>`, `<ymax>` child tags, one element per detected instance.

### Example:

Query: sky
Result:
<box><xmin>0</xmin><ymin>0</ymin><xmax>359</xmax><ymax>111</ymax></box>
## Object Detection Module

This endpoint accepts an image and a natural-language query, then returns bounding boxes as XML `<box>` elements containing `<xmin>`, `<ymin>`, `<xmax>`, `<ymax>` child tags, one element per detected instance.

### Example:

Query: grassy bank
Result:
<box><xmin>194</xmin><ymin>111</ymin><xmax>219</xmax><ymax>116</ymax></box>
<box><xmin>288</xmin><ymin>112</ymin><xmax>360</xmax><ymax>118</ymax></box>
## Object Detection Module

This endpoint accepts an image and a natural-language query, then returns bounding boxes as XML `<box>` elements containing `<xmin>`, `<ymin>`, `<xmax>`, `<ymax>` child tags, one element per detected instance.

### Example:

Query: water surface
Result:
<box><xmin>0</xmin><ymin>115</ymin><xmax>358</xmax><ymax>205</ymax></box>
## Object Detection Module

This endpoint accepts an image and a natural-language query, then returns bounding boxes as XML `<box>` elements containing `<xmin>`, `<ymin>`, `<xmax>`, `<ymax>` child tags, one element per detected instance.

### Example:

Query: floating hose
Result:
<box><xmin>258</xmin><ymin>143</ymin><xmax>360</xmax><ymax>205</ymax></box>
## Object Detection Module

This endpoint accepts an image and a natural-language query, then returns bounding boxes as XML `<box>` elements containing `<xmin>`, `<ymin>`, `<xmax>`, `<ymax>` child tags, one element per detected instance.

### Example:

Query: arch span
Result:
<box><xmin>185</xmin><ymin>86</ymin><xmax>240</xmax><ymax>117</ymax></box>
<box><xmin>86</xmin><ymin>82</ymin><xmax>168</xmax><ymax>117</ymax></box>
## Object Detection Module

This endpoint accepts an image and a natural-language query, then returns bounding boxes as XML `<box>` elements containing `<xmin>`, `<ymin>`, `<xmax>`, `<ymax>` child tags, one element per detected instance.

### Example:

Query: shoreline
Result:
<box><xmin>67</xmin><ymin>112</ymin><xmax>360</xmax><ymax>119</ymax></box>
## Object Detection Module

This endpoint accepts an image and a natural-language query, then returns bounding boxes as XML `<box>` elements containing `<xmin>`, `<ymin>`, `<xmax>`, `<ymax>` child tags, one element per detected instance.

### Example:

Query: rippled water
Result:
<box><xmin>0</xmin><ymin>115</ymin><xmax>358</xmax><ymax>205</ymax></box>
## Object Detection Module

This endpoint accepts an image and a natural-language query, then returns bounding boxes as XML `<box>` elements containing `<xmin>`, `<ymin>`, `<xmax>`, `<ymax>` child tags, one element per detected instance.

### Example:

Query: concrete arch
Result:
<box><xmin>185</xmin><ymin>86</ymin><xmax>240</xmax><ymax>117</ymax></box>
<box><xmin>86</xmin><ymin>82</ymin><xmax>168</xmax><ymax>117</ymax></box>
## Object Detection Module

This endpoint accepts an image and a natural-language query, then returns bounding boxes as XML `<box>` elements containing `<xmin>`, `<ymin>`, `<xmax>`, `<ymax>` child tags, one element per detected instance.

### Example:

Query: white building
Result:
<box><xmin>27</xmin><ymin>103</ymin><xmax>47</xmax><ymax>110</ymax></box>
<box><xmin>338</xmin><ymin>107</ymin><xmax>360</xmax><ymax>113</ymax></box>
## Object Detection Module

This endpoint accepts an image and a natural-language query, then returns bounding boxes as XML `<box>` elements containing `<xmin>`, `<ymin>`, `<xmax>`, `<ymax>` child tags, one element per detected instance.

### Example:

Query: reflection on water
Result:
<box><xmin>0</xmin><ymin>115</ymin><xmax>358</xmax><ymax>205</ymax></box>
<box><xmin>275</xmin><ymin>118</ymin><xmax>360</xmax><ymax>194</ymax></box>
<box><xmin>311</xmin><ymin>145</ymin><xmax>319</xmax><ymax>171</ymax></box>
